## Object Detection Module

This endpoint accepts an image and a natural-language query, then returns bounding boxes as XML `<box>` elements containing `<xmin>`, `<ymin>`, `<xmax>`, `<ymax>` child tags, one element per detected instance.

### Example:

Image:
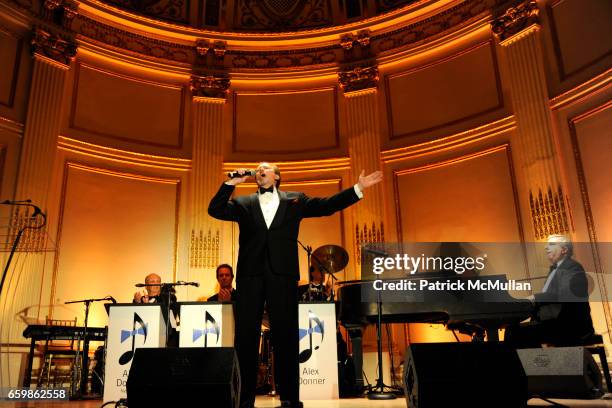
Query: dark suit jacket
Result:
<box><xmin>207</xmin><ymin>288</ymin><xmax>237</xmax><ymax>302</ymax></box>
<box><xmin>534</xmin><ymin>257</ymin><xmax>594</xmax><ymax>340</ymax></box>
<box><xmin>208</xmin><ymin>183</ymin><xmax>360</xmax><ymax>281</ymax></box>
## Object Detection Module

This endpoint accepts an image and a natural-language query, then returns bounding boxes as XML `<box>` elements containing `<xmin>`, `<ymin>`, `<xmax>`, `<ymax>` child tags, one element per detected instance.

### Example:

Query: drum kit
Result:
<box><xmin>256</xmin><ymin>244</ymin><xmax>349</xmax><ymax>395</ymax></box>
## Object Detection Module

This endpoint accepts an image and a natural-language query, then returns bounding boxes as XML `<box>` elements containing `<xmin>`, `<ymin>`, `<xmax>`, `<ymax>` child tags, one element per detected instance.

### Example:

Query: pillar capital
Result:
<box><xmin>338</xmin><ymin>64</ymin><xmax>379</xmax><ymax>93</ymax></box>
<box><xmin>190</xmin><ymin>74</ymin><xmax>230</xmax><ymax>99</ymax></box>
<box><xmin>31</xmin><ymin>27</ymin><xmax>77</xmax><ymax>67</ymax></box>
<box><xmin>491</xmin><ymin>0</ymin><xmax>539</xmax><ymax>43</ymax></box>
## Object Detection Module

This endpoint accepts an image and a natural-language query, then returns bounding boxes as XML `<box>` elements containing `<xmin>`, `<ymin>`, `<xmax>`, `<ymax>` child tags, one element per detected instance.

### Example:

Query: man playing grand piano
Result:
<box><xmin>505</xmin><ymin>234</ymin><xmax>595</xmax><ymax>347</ymax></box>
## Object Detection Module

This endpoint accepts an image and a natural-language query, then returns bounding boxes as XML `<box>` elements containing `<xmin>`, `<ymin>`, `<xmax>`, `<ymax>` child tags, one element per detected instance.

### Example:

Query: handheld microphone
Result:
<box><xmin>227</xmin><ymin>170</ymin><xmax>256</xmax><ymax>179</ymax></box>
<box><xmin>135</xmin><ymin>283</ymin><xmax>146</xmax><ymax>287</ymax></box>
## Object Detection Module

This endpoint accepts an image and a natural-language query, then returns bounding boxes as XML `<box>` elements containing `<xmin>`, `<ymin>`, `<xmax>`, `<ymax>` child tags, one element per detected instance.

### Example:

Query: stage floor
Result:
<box><xmin>4</xmin><ymin>395</ymin><xmax>612</xmax><ymax>407</ymax></box>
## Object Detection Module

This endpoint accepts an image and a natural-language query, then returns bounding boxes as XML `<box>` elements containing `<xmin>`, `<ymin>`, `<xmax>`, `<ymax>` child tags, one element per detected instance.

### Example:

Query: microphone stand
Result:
<box><xmin>136</xmin><ymin>281</ymin><xmax>197</xmax><ymax>347</ymax></box>
<box><xmin>297</xmin><ymin>240</ymin><xmax>335</xmax><ymax>300</ymax></box>
<box><xmin>64</xmin><ymin>296</ymin><xmax>114</xmax><ymax>399</ymax></box>
<box><xmin>362</xmin><ymin>247</ymin><xmax>395</xmax><ymax>400</ymax></box>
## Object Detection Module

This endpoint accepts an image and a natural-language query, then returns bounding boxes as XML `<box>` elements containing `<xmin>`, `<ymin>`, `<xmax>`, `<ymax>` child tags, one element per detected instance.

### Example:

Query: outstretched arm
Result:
<box><xmin>304</xmin><ymin>170</ymin><xmax>383</xmax><ymax>217</ymax></box>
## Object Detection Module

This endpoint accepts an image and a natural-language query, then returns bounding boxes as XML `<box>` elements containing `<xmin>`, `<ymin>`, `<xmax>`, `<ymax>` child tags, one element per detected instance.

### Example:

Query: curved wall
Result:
<box><xmin>0</xmin><ymin>0</ymin><xmax>610</xmax><ymax>388</ymax></box>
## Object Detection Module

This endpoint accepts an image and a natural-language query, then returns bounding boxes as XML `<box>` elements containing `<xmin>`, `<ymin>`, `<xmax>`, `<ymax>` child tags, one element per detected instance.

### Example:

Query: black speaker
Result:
<box><xmin>127</xmin><ymin>347</ymin><xmax>240</xmax><ymax>408</ymax></box>
<box><xmin>517</xmin><ymin>347</ymin><xmax>603</xmax><ymax>399</ymax></box>
<box><xmin>403</xmin><ymin>342</ymin><xmax>527</xmax><ymax>408</ymax></box>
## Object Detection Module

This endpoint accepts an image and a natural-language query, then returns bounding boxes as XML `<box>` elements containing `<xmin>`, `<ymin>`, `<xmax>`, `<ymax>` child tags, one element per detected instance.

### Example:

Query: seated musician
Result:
<box><xmin>505</xmin><ymin>234</ymin><xmax>595</xmax><ymax>347</ymax></box>
<box><xmin>133</xmin><ymin>273</ymin><xmax>179</xmax><ymax>346</ymax></box>
<box><xmin>298</xmin><ymin>262</ymin><xmax>331</xmax><ymax>301</ymax></box>
<box><xmin>208</xmin><ymin>264</ymin><xmax>237</xmax><ymax>302</ymax></box>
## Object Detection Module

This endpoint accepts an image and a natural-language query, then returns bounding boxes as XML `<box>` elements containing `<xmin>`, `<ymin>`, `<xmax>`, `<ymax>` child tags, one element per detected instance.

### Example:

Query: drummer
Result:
<box><xmin>298</xmin><ymin>261</ymin><xmax>332</xmax><ymax>302</ymax></box>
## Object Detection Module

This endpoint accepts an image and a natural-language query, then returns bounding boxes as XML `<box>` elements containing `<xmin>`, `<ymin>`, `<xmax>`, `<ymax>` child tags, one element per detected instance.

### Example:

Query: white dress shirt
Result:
<box><xmin>258</xmin><ymin>184</ymin><xmax>363</xmax><ymax>229</ymax></box>
<box><xmin>259</xmin><ymin>187</ymin><xmax>280</xmax><ymax>228</ymax></box>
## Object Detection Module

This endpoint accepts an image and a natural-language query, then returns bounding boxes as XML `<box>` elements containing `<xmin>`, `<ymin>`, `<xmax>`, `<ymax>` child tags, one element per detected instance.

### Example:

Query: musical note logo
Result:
<box><xmin>119</xmin><ymin>313</ymin><xmax>147</xmax><ymax>365</ymax></box>
<box><xmin>192</xmin><ymin>311</ymin><xmax>219</xmax><ymax>347</ymax></box>
<box><xmin>298</xmin><ymin>310</ymin><xmax>324</xmax><ymax>363</ymax></box>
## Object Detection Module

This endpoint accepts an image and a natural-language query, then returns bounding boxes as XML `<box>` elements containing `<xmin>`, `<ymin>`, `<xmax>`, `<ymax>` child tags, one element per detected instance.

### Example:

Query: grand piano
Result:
<box><xmin>336</xmin><ymin>273</ymin><xmax>534</xmax><ymax>389</ymax></box>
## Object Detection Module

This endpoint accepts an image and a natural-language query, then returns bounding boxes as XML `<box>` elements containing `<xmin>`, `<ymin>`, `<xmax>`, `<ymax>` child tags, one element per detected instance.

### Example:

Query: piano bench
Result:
<box><xmin>581</xmin><ymin>334</ymin><xmax>612</xmax><ymax>393</ymax></box>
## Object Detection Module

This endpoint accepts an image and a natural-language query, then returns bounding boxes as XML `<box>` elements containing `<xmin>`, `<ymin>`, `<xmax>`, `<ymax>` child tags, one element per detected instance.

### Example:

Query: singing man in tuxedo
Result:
<box><xmin>208</xmin><ymin>263</ymin><xmax>237</xmax><ymax>302</ymax></box>
<box><xmin>505</xmin><ymin>234</ymin><xmax>595</xmax><ymax>347</ymax></box>
<box><xmin>208</xmin><ymin>162</ymin><xmax>382</xmax><ymax>408</ymax></box>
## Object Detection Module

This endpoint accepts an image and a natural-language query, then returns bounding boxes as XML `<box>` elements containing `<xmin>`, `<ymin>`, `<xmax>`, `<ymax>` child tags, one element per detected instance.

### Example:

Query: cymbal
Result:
<box><xmin>312</xmin><ymin>245</ymin><xmax>349</xmax><ymax>274</ymax></box>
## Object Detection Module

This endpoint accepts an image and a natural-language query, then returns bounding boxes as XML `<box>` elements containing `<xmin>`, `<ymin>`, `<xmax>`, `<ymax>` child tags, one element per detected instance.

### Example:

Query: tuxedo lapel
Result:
<box><xmin>250</xmin><ymin>193</ymin><xmax>267</xmax><ymax>229</ymax></box>
<box><xmin>270</xmin><ymin>190</ymin><xmax>288</xmax><ymax>230</ymax></box>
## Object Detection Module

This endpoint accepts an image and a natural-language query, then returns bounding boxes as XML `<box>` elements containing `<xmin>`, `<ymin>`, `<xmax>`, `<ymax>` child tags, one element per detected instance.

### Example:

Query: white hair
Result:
<box><xmin>547</xmin><ymin>234</ymin><xmax>573</xmax><ymax>257</ymax></box>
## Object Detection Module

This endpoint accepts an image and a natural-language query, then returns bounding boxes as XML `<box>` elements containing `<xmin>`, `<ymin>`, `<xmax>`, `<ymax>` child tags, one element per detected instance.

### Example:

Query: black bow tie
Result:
<box><xmin>259</xmin><ymin>186</ymin><xmax>274</xmax><ymax>194</ymax></box>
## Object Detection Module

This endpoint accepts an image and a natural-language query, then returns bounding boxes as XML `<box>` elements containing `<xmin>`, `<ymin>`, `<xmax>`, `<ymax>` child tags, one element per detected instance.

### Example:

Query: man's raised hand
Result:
<box><xmin>357</xmin><ymin>170</ymin><xmax>383</xmax><ymax>190</ymax></box>
<box><xmin>226</xmin><ymin>169</ymin><xmax>250</xmax><ymax>185</ymax></box>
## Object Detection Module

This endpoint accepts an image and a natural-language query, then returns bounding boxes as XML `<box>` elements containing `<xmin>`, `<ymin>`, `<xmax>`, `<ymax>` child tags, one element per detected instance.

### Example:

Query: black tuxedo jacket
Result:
<box><xmin>534</xmin><ymin>257</ymin><xmax>594</xmax><ymax>339</ymax></box>
<box><xmin>207</xmin><ymin>288</ymin><xmax>237</xmax><ymax>302</ymax></box>
<box><xmin>208</xmin><ymin>183</ymin><xmax>360</xmax><ymax>281</ymax></box>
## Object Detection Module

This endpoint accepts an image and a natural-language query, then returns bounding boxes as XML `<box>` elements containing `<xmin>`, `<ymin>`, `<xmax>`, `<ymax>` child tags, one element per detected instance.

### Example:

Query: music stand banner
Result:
<box><xmin>178</xmin><ymin>302</ymin><xmax>235</xmax><ymax>347</ymax></box>
<box><xmin>298</xmin><ymin>302</ymin><xmax>339</xmax><ymax>399</ymax></box>
<box><xmin>103</xmin><ymin>304</ymin><xmax>166</xmax><ymax>403</ymax></box>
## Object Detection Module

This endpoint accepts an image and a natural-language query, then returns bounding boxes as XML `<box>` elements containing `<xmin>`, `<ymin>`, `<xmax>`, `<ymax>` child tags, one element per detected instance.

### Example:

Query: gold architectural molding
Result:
<box><xmin>190</xmin><ymin>73</ymin><xmax>230</xmax><ymax>99</ymax></box>
<box><xmin>491</xmin><ymin>0</ymin><xmax>539</xmax><ymax>42</ymax></box>
<box><xmin>50</xmin><ymin>161</ymin><xmax>182</xmax><ymax>307</ymax></box>
<box><xmin>338</xmin><ymin>64</ymin><xmax>379</xmax><ymax>93</ymax></box>
<box><xmin>31</xmin><ymin>26</ymin><xmax>77</xmax><ymax>66</ymax></box>
<box><xmin>384</xmin><ymin>40</ymin><xmax>504</xmax><ymax>140</ymax></box>
<box><xmin>549</xmin><ymin>69</ymin><xmax>612</xmax><ymax>111</ymax></box>
<box><xmin>189</xmin><ymin>228</ymin><xmax>220</xmax><ymax>269</ymax></box>
<box><xmin>381</xmin><ymin>115</ymin><xmax>516</xmax><ymax>163</ymax></box>
<box><xmin>56</xmin><ymin>136</ymin><xmax>191</xmax><ymax>171</ymax></box>
<box><xmin>223</xmin><ymin>157</ymin><xmax>350</xmax><ymax>175</ymax></box>
<box><xmin>4</xmin><ymin>0</ymin><xmax>489</xmax><ymax>72</ymax></box>
<box><xmin>231</xmin><ymin>86</ymin><xmax>340</xmax><ymax>155</ymax></box>
<box><xmin>355</xmin><ymin>222</ymin><xmax>384</xmax><ymax>266</ymax></box>
<box><xmin>528</xmin><ymin>185</ymin><xmax>570</xmax><ymax>240</ymax></box>
<box><xmin>568</xmin><ymin>101</ymin><xmax>612</xmax><ymax>339</ymax></box>
<box><xmin>68</xmin><ymin>62</ymin><xmax>186</xmax><ymax>149</ymax></box>
<box><xmin>42</xmin><ymin>0</ymin><xmax>79</xmax><ymax>28</ymax></box>
<box><xmin>392</xmin><ymin>144</ymin><xmax>527</xmax><ymax>249</ymax></box>
<box><xmin>0</xmin><ymin>116</ymin><xmax>25</xmax><ymax>135</ymax></box>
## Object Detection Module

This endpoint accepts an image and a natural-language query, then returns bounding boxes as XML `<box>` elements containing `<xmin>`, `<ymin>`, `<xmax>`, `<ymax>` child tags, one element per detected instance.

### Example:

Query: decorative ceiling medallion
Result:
<box><xmin>236</xmin><ymin>0</ymin><xmax>332</xmax><ymax>31</ymax></box>
<box><xmin>101</xmin><ymin>0</ymin><xmax>189</xmax><ymax>24</ymax></box>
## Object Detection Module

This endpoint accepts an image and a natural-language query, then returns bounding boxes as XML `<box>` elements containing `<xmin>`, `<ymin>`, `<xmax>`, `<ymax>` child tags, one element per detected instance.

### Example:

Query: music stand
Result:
<box><xmin>64</xmin><ymin>296</ymin><xmax>114</xmax><ymax>399</ymax></box>
<box><xmin>362</xmin><ymin>247</ymin><xmax>396</xmax><ymax>400</ymax></box>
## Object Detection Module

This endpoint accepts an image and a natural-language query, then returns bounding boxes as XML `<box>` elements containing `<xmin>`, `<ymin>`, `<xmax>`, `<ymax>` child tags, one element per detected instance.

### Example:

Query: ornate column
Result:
<box><xmin>0</xmin><ymin>26</ymin><xmax>76</xmax><ymax>388</ymax></box>
<box><xmin>492</xmin><ymin>1</ymin><xmax>569</xmax><ymax>240</ymax></box>
<box><xmin>339</xmin><ymin>64</ymin><xmax>385</xmax><ymax>274</ymax></box>
<box><xmin>15</xmin><ymin>27</ymin><xmax>75</xmax><ymax>210</ymax></box>
<box><xmin>188</xmin><ymin>74</ymin><xmax>229</xmax><ymax>297</ymax></box>
<box><xmin>338</xmin><ymin>63</ymin><xmax>388</xmax><ymax>388</ymax></box>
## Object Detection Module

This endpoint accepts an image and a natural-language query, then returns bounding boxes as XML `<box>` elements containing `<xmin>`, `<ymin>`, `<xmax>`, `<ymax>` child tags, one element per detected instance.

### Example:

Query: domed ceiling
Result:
<box><xmin>97</xmin><ymin>0</ymin><xmax>421</xmax><ymax>31</ymax></box>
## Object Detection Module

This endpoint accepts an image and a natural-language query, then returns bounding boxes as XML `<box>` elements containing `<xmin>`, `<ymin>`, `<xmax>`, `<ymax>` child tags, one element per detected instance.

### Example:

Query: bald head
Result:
<box><xmin>145</xmin><ymin>273</ymin><xmax>161</xmax><ymax>296</ymax></box>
